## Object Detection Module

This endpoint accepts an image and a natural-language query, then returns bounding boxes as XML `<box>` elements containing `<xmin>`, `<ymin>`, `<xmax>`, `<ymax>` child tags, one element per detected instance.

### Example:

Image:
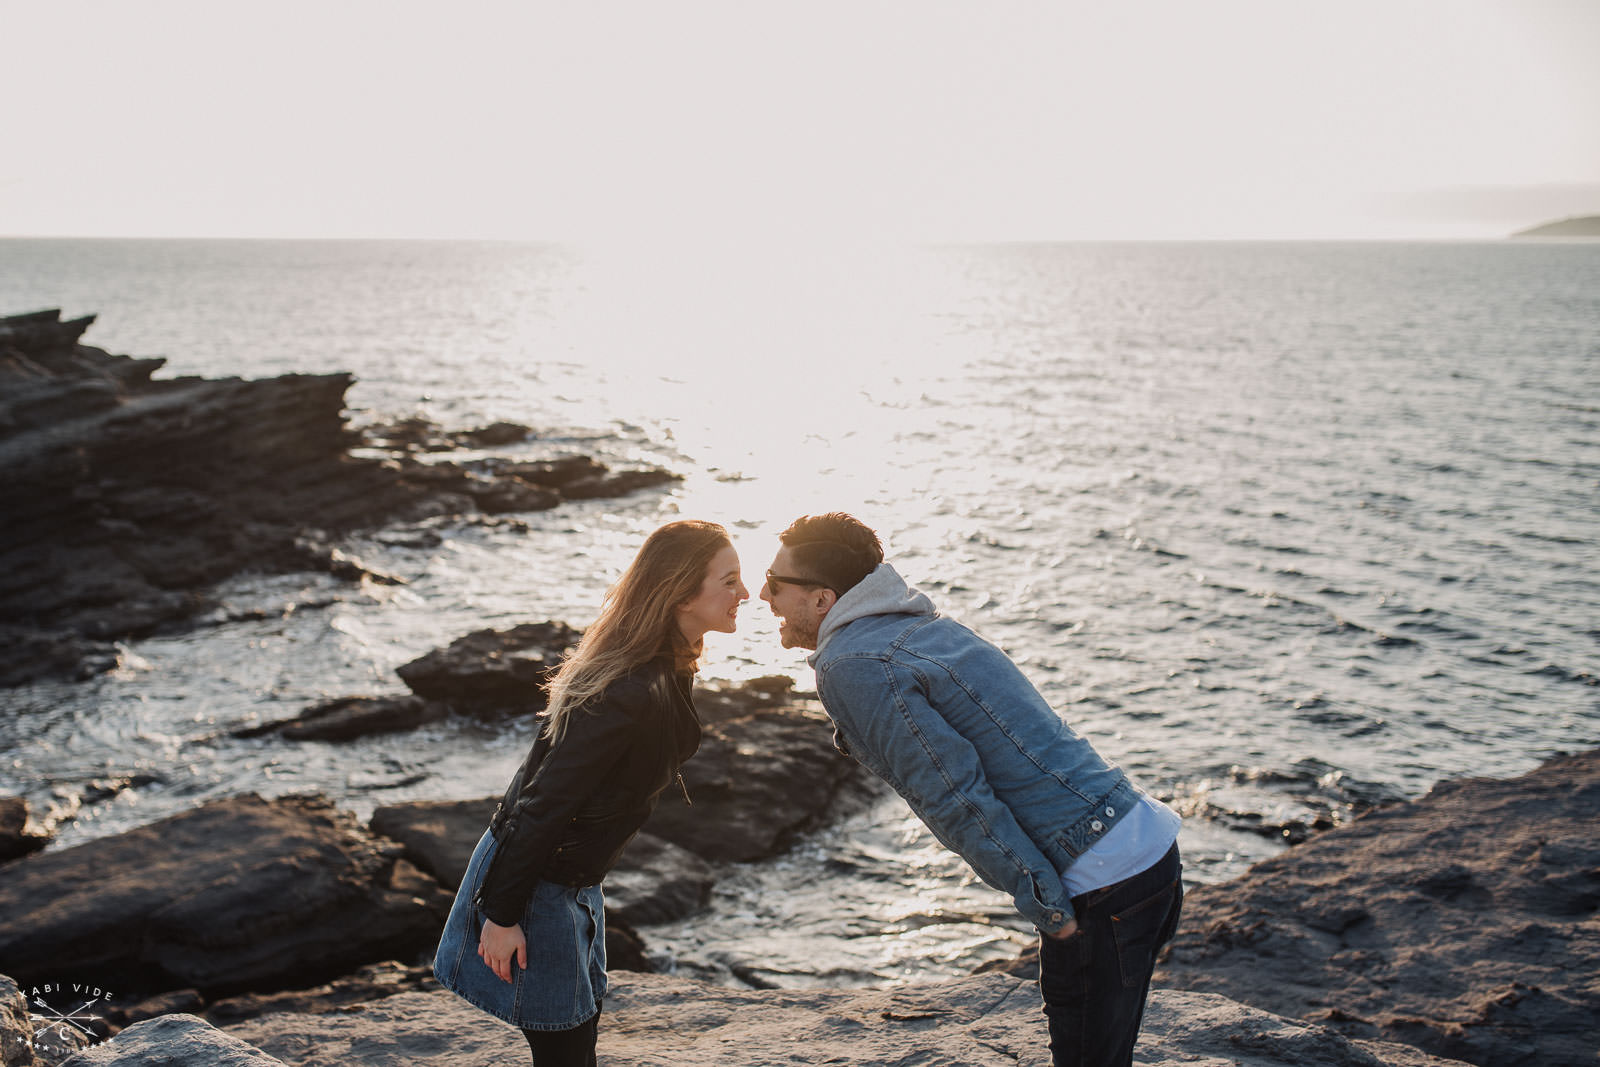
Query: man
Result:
<box><xmin>761</xmin><ymin>512</ymin><xmax>1183</xmax><ymax>1067</ymax></box>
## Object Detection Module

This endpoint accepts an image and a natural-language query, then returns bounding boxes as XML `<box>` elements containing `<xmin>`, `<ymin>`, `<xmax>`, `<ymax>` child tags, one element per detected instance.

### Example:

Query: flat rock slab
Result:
<box><xmin>369</xmin><ymin>798</ymin><xmax>498</xmax><ymax>891</ymax></box>
<box><xmin>59</xmin><ymin>1013</ymin><xmax>288</xmax><ymax>1066</ymax></box>
<box><xmin>0</xmin><ymin>795</ymin><xmax>448</xmax><ymax>998</ymax></box>
<box><xmin>223</xmin><ymin>974</ymin><xmax>1470</xmax><ymax>1066</ymax></box>
<box><xmin>645</xmin><ymin>706</ymin><xmax>884</xmax><ymax>864</ymax></box>
<box><xmin>394</xmin><ymin>622</ymin><xmax>579</xmax><ymax>715</ymax></box>
<box><xmin>370</xmin><ymin>798</ymin><xmax>713</xmax><ymax>926</ymax></box>
<box><xmin>1158</xmin><ymin>748</ymin><xmax>1600</xmax><ymax>1067</ymax></box>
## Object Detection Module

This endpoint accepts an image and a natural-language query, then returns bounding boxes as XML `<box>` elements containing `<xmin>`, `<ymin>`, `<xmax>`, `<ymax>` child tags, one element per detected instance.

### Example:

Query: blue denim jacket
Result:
<box><xmin>810</xmin><ymin>564</ymin><xmax>1140</xmax><ymax>933</ymax></box>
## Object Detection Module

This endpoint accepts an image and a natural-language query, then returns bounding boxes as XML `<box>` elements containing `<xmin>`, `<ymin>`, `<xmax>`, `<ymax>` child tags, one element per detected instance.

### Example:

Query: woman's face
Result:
<box><xmin>676</xmin><ymin>544</ymin><xmax>748</xmax><ymax>643</ymax></box>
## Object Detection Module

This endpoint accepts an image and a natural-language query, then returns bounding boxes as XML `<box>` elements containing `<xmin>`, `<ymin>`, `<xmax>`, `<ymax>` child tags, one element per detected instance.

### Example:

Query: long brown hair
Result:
<box><xmin>543</xmin><ymin>519</ymin><xmax>731</xmax><ymax>741</ymax></box>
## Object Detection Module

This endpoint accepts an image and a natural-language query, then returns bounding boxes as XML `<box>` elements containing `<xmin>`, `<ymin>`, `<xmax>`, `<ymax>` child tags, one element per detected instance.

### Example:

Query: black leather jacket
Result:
<box><xmin>474</xmin><ymin>656</ymin><xmax>700</xmax><ymax>926</ymax></box>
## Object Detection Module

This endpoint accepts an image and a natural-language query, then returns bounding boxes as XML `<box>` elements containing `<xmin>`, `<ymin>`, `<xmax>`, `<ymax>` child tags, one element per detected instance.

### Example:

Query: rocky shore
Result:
<box><xmin>0</xmin><ymin>309</ymin><xmax>678</xmax><ymax>688</ymax></box>
<box><xmin>3</xmin><ymin>312</ymin><xmax>1594</xmax><ymax>1065</ymax></box>
<box><xmin>5</xmin><ymin>747</ymin><xmax>1595</xmax><ymax>1065</ymax></box>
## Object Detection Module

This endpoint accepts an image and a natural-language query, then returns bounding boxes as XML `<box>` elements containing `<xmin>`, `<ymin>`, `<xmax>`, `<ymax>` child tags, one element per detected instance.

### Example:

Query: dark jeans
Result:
<box><xmin>1038</xmin><ymin>843</ymin><xmax>1183</xmax><ymax>1067</ymax></box>
<box><xmin>522</xmin><ymin>1006</ymin><xmax>600</xmax><ymax>1067</ymax></box>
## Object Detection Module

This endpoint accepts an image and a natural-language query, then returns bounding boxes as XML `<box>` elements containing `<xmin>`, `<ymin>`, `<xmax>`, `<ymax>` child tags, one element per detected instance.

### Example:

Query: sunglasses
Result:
<box><xmin>765</xmin><ymin>571</ymin><xmax>830</xmax><ymax>597</ymax></box>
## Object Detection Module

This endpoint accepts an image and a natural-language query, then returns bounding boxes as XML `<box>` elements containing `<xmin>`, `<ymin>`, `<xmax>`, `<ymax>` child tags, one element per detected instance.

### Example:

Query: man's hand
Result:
<box><xmin>479</xmin><ymin>918</ymin><xmax>527</xmax><ymax>983</ymax></box>
<box><xmin>1043</xmin><ymin>918</ymin><xmax>1080</xmax><ymax>940</ymax></box>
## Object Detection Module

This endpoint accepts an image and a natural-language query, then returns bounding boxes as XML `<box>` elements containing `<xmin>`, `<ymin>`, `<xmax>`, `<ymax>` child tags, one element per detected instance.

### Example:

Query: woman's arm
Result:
<box><xmin>474</xmin><ymin>682</ymin><xmax>646</xmax><ymax>925</ymax></box>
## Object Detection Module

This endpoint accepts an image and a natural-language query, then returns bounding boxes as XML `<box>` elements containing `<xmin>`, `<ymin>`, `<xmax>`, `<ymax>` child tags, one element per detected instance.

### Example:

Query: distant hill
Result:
<box><xmin>1511</xmin><ymin>215</ymin><xmax>1600</xmax><ymax>238</ymax></box>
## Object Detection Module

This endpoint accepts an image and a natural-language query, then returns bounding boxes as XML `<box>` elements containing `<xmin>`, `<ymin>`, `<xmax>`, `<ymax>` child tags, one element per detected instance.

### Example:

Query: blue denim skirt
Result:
<box><xmin>433</xmin><ymin>828</ymin><xmax>608</xmax><ymax>1030</ymax></box>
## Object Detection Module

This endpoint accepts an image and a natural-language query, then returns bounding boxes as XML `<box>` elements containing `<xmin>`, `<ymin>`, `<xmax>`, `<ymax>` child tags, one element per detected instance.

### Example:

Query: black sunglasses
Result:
<box><xmin>765</xmin><ymin>571</ymin><xmax>830</xmax><ymax>597</ymax></box>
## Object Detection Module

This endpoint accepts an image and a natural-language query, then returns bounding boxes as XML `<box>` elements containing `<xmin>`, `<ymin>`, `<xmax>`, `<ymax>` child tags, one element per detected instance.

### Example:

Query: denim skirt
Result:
<box><xmin>433</xmin><ymin>828</ymin><xmax>608</xmax><ymax>1030</ymax></box>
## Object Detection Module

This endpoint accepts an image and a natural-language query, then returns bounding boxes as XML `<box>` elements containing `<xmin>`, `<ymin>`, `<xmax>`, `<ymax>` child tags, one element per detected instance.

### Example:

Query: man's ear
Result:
<box><xmin>815</xmin><ymin>588</ymin><xmax>838</xmax><ymax>618</ymax></box>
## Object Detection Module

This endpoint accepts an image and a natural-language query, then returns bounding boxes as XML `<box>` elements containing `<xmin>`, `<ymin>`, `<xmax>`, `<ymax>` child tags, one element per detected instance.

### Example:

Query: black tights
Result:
<box><xmin>522</xmin><ymin>1006</ymin><xmax>600</xmax><ymax>1067</ymax></box>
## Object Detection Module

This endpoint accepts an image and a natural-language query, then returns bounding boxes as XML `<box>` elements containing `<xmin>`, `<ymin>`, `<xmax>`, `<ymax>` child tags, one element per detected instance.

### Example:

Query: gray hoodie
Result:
<box><xmin>809</xmin><ymin>563</ymin><xmax>936</xmax><ymax>665</ymax></box>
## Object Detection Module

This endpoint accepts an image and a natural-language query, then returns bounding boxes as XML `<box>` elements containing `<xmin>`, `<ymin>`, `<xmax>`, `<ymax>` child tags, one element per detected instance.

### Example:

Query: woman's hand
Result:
<box><xmin>478</xmin><ymin>918</ymin><xmax>528</xmax><ymax>983</ymax></box>
<box><xmin>1043</xmin><ymin>917</ymin><xmax>1080</xmax><ymax>940</ymax></box>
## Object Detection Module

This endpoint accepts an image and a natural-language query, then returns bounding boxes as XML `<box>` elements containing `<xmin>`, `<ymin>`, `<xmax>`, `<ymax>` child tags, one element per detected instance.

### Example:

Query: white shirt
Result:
<box><xmin>1060</xmin><ymin>790</ymin><xmax>1182</xmax><ymax>897</ymax></box>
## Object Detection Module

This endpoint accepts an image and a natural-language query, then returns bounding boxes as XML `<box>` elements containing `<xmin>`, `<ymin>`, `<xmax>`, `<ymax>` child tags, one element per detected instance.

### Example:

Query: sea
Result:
<box><xmin>2</xmin><ymin>237</ymin><xmax>1597</xmax><ymax>988</ymax></box>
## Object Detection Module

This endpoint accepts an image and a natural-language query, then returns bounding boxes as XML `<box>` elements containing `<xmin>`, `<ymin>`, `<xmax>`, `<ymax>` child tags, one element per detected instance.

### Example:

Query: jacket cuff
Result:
<box><xmin>475</xmin><ymin>889</ymin><xmax>525</xmax><ymax>929</ymax></box>
<box><xmin>1025</xmin><ymin>882</ymin><xmax>1077</xmax><ymax>934</ymax></box>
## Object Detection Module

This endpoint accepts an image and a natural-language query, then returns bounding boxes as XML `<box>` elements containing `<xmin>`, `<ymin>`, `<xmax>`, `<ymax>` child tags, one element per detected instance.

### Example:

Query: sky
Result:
<box><xmin>2</xmin><ymin>0</ymin><xmax>1598</xmax><ymax>242</ymax></box>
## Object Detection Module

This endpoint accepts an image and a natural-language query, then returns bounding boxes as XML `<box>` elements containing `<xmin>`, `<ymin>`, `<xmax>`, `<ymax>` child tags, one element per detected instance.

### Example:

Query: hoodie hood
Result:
<box><xmin>809</xmin><ymin>563</ymin><xmax>937</xmax><ymax>665</ymax></box>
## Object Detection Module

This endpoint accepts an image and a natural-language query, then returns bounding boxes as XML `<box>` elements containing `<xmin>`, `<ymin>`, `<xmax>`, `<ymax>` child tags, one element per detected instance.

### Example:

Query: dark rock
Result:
<box><xmin>0</xmin><ymin>795</ymin><xmax>450</xmax><ymax>999</ymax></box>
<box><xmin>645</xmin><ymin>701</ymin><xmax>884</xmax><ymax>864</ymax></box>
<box><xmin>59</xmin><ymin>1013</ymin><xmax>288</xmax><ymax>1065</ymax></box>
<box><xmin>3</xmin><ymin>974</ymin><xmax>32</xmax><ymax>1066</ymax></box>
<box><xmin>369</xmin><ymin>798</ymin><xmax>498</xmax><ymax>890</ymax></box>
<box><xmin>370</xmin><ymin>796</ymin><xmax>712</xmax><ymax>928</ymax></box>
<box><xmin>0</xmin><ymin>312</ymin><xmax>678</xmax><ymax>689</ymax></box>
<box><xmin>557</xmin><ymin>467</ymin><xmax>681</xmax><ymax>501</ymax></box>
<box><xmin>499</xmin><ymin>455</ymin><xmax>605</xmax><ymax>488</ymax></box>
<box><xmin>202</xmin><ymin>962</ymin><xmax>436</xmax><ymax>1026</ymax></box>
<box><xmin>232</xmin><ymin>696</ymin><xmax>450</xmax><ymax>742</ymax></box>
<box><xmin>358</xmin><ymin>416</ymin><xmax>456</xmax><ymax>453</ymax></box>
<box><xmin>219</xmin><ymin>977</ymin><xmax>1471</xmax><ymax>1067</ymax></box>
<box><xmin>0</xmin><ymin>797</ymin><xmax>49</xmax><ymax>863</ymax></box>
<box><xmin>451</xmin><ymin>421</ymin><xmax>532</xmax><ymax>448</ymax></box>
<box><xmin>605</xmin><ymin>920</ymin><xmax>654</xmax><ymax>975</ymax></box>
<box><xmin>458</xmin><ymin>478</ymin><xmax>560</xmax><ymax>515</ymax></box>
<box><xmin>690</xmin><ymin>674</ymin><xmax>807</xmax><ymax>725</ymax></box>
<box><xmin>107</xmin><ymin>989</ymin><xmax>206</xmax><ymax>1028</ymax></box>
<box><xmin>598</xmin><ymin>834</ymin><xmax>715</xmax><ymax>927</ymax></box>
<box><xmin>288</xmin><ymin>538</ymin><xmax>405</xmax><ymax>586</ymax></box>
<box><xmin>1158</xmin><ymin>749</ymin><xmax>1600</xmax><ymax>1067</ymax></box>
<box><xmin>395</xmin><ymin>622</ymin><xmax>580</xmax><ymax>715</ymax></box>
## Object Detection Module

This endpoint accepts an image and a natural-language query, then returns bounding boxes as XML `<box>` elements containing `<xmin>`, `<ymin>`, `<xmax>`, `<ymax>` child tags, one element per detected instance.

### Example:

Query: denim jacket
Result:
<box><xmin>810</xmin><ymin>564</ymin><xmax>1140</xmax><ymax>933</ymax></box>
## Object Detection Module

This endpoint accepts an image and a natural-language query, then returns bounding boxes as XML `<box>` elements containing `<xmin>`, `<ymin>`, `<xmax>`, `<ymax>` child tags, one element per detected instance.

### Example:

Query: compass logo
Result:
<box><xmin>23</xmin><ymin>980</ymin><xmax>113</xmax><ymax>1058</ymax></box>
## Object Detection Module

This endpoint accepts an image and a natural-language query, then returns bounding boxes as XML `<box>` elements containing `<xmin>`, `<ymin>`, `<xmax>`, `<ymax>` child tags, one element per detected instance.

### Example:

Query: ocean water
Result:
<box><xmin>2</xmin><ymin>237</ymin><xmax>1598</xmax><ymax>987</ymax></box>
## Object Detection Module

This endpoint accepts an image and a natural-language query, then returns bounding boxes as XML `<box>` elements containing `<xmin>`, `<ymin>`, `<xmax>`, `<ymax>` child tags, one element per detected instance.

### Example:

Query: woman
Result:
<box><xmin>434</xmin><ymin>520</ymin><xmax>747</xmax><ymax>1065</ymax></box>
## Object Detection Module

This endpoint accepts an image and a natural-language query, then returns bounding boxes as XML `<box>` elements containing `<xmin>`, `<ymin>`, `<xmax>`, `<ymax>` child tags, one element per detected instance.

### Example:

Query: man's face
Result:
<box><xmin>759</xmin><ymin>545</ymin><xmax>832</xmax><ymax>651</ymax></box>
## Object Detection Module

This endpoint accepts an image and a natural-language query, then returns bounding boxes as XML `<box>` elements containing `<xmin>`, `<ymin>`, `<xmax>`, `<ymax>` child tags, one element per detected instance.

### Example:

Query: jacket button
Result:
<box><xmin>1050</xmin><ymin>912</ymin><xmax>1063</xmax><ymax>923</ymax></box>
<box><xmin>1106</xmin><ymin>806</ymin><xmax>1116</xmax><ymax>817</ymax></box>
<box><xmin>1091</xmin><ymin>820</ymin><xmax>1104</xmax><ymax>832</ymax></box>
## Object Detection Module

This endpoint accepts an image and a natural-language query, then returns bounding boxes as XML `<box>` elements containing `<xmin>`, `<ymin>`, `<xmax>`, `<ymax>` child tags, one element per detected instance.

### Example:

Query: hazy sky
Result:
<box><xmin>4</xmin><ymin>0</ymin><xmax>1598</xmax><ymax>241</ymax></box>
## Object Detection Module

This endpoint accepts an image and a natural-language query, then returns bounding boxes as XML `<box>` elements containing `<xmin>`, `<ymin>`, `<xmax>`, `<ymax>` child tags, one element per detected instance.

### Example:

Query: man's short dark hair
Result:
<box><xmin>778</xmin><ymin>513</ymin><xmax>884</xmax><ymax>596</ymax></box>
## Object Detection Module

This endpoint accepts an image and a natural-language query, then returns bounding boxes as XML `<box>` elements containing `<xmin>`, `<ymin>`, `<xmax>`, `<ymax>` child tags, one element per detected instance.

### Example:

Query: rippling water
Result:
<box><xmin>3</xmin><ymin>237</ymin><xmax>1597</xmax><ymax>986</ymax></box>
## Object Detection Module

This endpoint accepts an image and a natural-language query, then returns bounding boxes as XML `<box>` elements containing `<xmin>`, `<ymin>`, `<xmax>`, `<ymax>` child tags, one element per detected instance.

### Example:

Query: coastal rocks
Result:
<box><xmin>645</xmin><ymin>703</ymin><xmax>884</xmax><ymax>863</ymax></box>
<box><xmin>59</xmin><ymin>1014</ymin><xmax>288</xmax><ymax>1066</ymax></box>
<box><xmin>0</xmin><ymin>798</ymin><xmax>49</xmax><ymax>863</ymax></box>
<box><xmin>0</xmin><ymin>795</ymin><xmax>448</xmax><ymax>999</ymax></box>
<box><xmin>3</xmin><ymin>976</ymin><xmax>32</xmax><ymax>1066</ymax></box>
<box><xmin>393</xmin><ymin>621</ymin><xmax>580</xmax><ymax>716</ymax></box>
<box><xmin>216</xmin><ymin>974</ymin><xmax>1472</xmax><ymax>1067</ymax></box>
<box><xmin>232</xmin><ymin>621</ymin><xmax>578</xmax><ymax>741</ymax></box>
<box><xmin>1</xmin><ymin>974</ymin><xmax>95</xmax><ymax>1066</ymax></box>
<box><xmin>369</xmin><ymin>798</ymin><xmax>497</xmax><ymax>890</ymax></box>
<box><xmin>0</xmin><ymin>310</ymin><xmax>678</xmax><ymax>689</ymax></box>
<box><xmin>368</xmin><ymin>799</ymin><xmax>712</xmax><ymax>927</ymax></box>
<box><xmin>599</xmin><ymin>834</ymin><xmax>716</xmax><ymax>927</ymax></box>
<box><xmin>231</xmin><ymin>695</ymin><xmax>449</xmax><ymax>742</ymax></box>
<box><xmin>199</xmin><ymin>963</ymin><xmax>437</xmax><ymax>1027</ymax></box>
<box><xmin>1178</xmin><ymin>758</ymin><xmax>1407</xmax><ymax>846</ymax></box>
<box><xmin>1158</xmin><ymin>748</ymin><xmax>1600</xmax><ymax>1067</ymax></box>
